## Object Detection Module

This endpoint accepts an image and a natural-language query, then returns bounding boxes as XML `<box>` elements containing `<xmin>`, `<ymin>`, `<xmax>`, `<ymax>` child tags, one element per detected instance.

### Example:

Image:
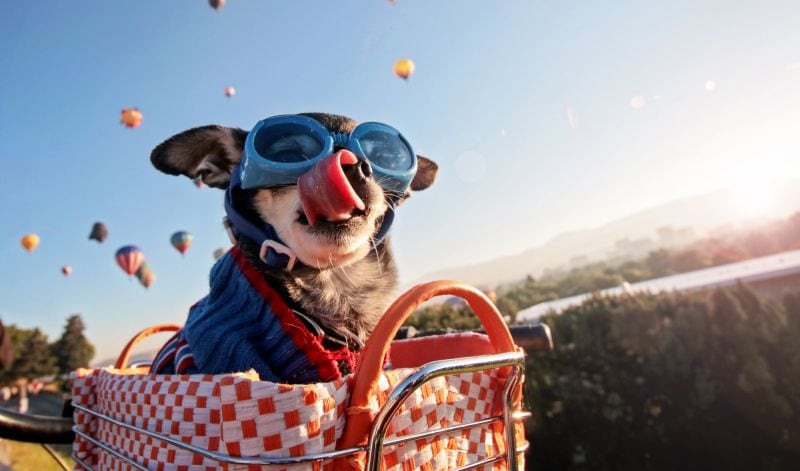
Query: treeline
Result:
<box><xmin>406</xmin><ymin>211</ymin><xmax>800</xmax><ymax>328</ymax></box>
<box><xmin>0</xmin><ymin>314</ymin><xmax>95</xmax><ymax>386</ymax></box>
<box><xmin>526</xmin><ymin>284</ymin><xmax>800</xmax><ymax>470</ymax></box>
<box><xmin>547</xmin><ymin>211</ymin><xmax>800</xmax><ymax>296</ymax></box>
<box><xmin>404</xmin><ymin>212</ymin><xmax>800</xmax><ymax>469</ymax></box>
<box><xmin>406</xmin><ymin>282</ymin><xmax>800</xmax><ymax>469</ymax></box>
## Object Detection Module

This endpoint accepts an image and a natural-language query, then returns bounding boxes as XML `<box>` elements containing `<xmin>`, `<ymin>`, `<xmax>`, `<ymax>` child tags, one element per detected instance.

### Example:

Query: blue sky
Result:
<box><xmin>2</xmin><ymin>1</ymin><xmax>799</xmax><ymax>361</ymax></box>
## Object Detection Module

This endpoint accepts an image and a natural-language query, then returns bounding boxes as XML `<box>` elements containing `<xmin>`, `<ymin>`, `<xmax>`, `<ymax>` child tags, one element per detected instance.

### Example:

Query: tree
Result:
<box><xmin>51</xmin><ymin>314</ymin><xmax>95</xmax><ymax>375</ymax></box>
<box><xmin>0</xmin><ymin>326</ymin><xmax>57</xmax><ymax>385</ymax></box>
<box><xmin>525</xmin><ymin>286</ymin><xmax>800</xmax><ymax>470</ymax></box>
<box><xmin>0</xmin><ymin>318</ymin><xmax>12</xmax><ymax>371</ymax></box>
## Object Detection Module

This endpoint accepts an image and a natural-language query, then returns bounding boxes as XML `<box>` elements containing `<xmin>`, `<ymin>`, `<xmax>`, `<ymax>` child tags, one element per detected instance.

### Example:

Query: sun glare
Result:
<box><xmin>733</xmin><ymin>179</ymin><xmax>775</xmax><ymax>217</ymax></box>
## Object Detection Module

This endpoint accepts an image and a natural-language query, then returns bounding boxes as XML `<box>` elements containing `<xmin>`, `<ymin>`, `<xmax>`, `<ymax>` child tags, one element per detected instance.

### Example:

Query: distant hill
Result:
<box><xmin>410</xmin><ymin>179</ymin><xmax>800</xmax><ymax>288</ymax></box>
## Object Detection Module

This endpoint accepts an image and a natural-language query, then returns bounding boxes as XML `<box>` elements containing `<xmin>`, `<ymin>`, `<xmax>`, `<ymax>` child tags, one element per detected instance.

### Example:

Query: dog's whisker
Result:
<box><xmin>336</xmin><ymin>260</ymin><xmax>358</xmax><ymax>287</ymax></box>
<box><xmin>370</xmin><ymin>236</ymin><xmax>383</xmax><ymax>276</ymax></box>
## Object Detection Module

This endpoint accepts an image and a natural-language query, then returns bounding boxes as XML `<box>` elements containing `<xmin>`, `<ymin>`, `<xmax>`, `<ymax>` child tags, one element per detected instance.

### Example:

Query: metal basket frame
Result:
<box><xmin>72</xmin><ymin>351</ymin><xmax>528</xmax><ymax>470</ymax></box>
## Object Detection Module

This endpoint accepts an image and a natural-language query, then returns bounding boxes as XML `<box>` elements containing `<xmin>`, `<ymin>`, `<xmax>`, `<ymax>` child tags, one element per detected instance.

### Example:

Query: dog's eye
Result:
<box><xmin>263</xmin><ymin>135</ymin><xmax>322</xmax><ymax>162</ymax></box>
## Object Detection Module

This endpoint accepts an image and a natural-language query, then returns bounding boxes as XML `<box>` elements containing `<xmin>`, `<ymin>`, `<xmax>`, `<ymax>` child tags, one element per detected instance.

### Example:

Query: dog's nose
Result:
<box><xmin>297</xmin><ymin>150</ymin><xmax>366</xmax><ymax>225</ymax></box>
<box><xmin>353</xmin><ymin>158</ymin><xmax>372</xmax><ymax>182</ymax></box>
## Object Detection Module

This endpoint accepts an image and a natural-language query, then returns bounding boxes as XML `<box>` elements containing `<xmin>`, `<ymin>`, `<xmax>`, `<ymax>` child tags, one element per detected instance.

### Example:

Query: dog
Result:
<box><xmin>149</xmin><ymin>113</ymin><xmax>437</xmax><ymax>383</ymax></box>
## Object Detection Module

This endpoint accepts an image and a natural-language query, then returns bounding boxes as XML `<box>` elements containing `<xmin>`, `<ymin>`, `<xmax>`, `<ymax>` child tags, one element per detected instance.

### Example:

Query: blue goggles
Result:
<box><xmin>240</xmin><ymin>115</ymin><xmax>417</xmax><ymax>193</ymax></box>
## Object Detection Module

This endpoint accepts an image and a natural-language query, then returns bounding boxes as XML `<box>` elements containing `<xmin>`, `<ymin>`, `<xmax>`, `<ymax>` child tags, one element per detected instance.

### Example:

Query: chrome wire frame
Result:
<box><xmin>365</xmin><ymin>351</ymin><xmax>527</xmax><ymax>471</ymax></box>
<box><xmin>72</xmin><ymin>351</ymin><xmax>530</xmax><ymax>470</ymax></box>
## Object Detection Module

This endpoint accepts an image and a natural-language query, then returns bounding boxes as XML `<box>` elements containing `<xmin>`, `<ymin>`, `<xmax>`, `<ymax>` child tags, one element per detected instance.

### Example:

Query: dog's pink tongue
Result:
<box><xmin>298</xmin><ymin>150</ymin><xmax>365</xmax><ymax>226</ymax></box>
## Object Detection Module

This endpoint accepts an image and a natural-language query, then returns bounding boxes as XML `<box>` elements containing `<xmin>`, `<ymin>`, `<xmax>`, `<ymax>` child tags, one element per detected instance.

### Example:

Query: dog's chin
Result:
<box><xmin>290</xmin><ymin>223</ymin><xmax>374</xmax><ymax>269</ymax></box>
<box><xmin>251</xmin><ymin>186</ymin><xmax>387</xmax><ymax>270</ymax></box>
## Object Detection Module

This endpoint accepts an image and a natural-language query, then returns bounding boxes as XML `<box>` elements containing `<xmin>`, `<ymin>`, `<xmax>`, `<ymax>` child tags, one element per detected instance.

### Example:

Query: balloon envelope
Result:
<box><xmin>209</xmin><ymin>0</ymin><xmax>226</xmax><ymax>10</ymax></box>
<box><xmin>120</xmin><ymin>108</ymin><xmax>143</xmax><ymax>128</ymax></box>
<box><xmin>138</xmin><ymin>270</ymin><xmax>155</xmax><ymax>288</ymax></box>
<box><xmin>213</xmin><ymin>247</ymin><xmax>228</xmax><ymax>260</ymax></box>
<box><xmin>89</xmin><ymin>222</ymin><xmax>108</xmax><ymax>243</ymax></box>
<box><xmin>224</xmin><ymin>86</ymin><xmax>236</xmax><ymax>97</ymax></box>
<box><xmin>393</xmin><ymin>59</ymin><xmax>415</xmax><ymax>80</ymax></box>
<box><xmin>21</xmin><ymin>234</ymin><xmax>40</xmax><ymax>253</ymax></box>
<box><xmin>170</xmin><ymin>231</ymin><xmax>194</xmax><ymax>255</ymax></box>
<box><xmin>115</xmin><ymin>246</ymin><xmax>145</xmax><ymax>276</ymax></box>
<box><xmin>135</xmin><ymin>262</ymin><xmax>155</xmax><ymax>288</ymax></box>
<box><xmin>61</xmin><ymin>266</ymin><xmax>72</xmax><ymax>276</ymax></box>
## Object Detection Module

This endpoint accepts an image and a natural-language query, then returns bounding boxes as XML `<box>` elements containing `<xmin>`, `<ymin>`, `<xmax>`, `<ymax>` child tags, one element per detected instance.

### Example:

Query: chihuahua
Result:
<box><xmin>149</xmin><ymin>113</ymin><xmax>437</xmax><ymax>383</ymax></box>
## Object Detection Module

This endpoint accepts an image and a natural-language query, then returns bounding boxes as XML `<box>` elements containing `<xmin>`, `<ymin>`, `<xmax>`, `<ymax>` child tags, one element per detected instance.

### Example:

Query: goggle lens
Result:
<box><xmin>253</xmin><ymin>123</ymin><xmax>325</xmax><ymax>163</ymax></box>
<box><xmin>356</xmin><ymin>130</ymin><xmax>414</xmax><ymax>171</ymax></box>
<box><xmin>242</xmin><ymin>116</ymin><xmax>417</xmax><ymax>193</ymax></box>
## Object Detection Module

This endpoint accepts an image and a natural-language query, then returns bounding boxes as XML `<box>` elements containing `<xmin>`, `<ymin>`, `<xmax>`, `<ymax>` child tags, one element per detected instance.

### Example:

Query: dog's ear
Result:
<box><xmin>410</xmin><ymin>156</ymin><xmax>438</xmax><ymax>191</ymax></box>
<box><xmin>150</xmin><ymin>125</ymin><xmax>248</xmax><ymax>189</ymax></box>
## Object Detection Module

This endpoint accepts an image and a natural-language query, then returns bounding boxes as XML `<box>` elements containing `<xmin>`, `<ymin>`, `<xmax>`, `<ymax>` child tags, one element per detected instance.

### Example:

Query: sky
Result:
<box><xmin>1</xmin><ymin>1</ymin><xmax>799</xmax><ymax>362</ymax></box>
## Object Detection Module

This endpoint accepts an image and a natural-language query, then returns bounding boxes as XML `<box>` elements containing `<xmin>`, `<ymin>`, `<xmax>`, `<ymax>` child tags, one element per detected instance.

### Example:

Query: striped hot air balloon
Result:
<box><xmin>170</xmin><ymin>231</ymin><xmax>194</xmax><ymax>256</ymax></box>
<box><xmin>115</xmin><ymin>246</ymin><xmax>145</xmax><ymax>276</ymax></box>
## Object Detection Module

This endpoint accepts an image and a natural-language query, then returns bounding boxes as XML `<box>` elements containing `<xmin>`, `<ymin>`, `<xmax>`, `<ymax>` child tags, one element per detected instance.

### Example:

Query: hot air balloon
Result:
<box><xmin>135</xmin><ymin>262</ymin><xmax>155</xmax><ymax>289</ymax></box>
<box><xmin>224</xmin><ymin>86</ymin><xmax>236</xmax><ymax>97</ymax></box>
<box><xmin>393</xmin><ymin>59</ymin><xmax>415</xmax><ymax>80</ymax></box>
<box><xmin>193</xmin><ymin>177</ymin><xmax>204</xmax><ymax>188</ymax></box>
<box><xmin>21</xmin><ymin>234</ymin><xmax>40</xmax><ymax>253</ymax></box>
<box><xmin>138</xmin><ymin>269</ymin><xmax>155</xmax><ymax>288</ymax></box>
<box><xmin>209</xmin><ymin>0</ymin><xmax>226</xmax><ymax>11</ymax></box>
<box><xmin>62</xmin><ymin>266</ymin><xmax>72</xmax><ymax>276</ymax></box>
<box><xmin>115</xmin><ymin>246</ymin><xmax>145</xmax><ymax>276</ymax></box>
<box><xmin>170</xmin><ymin>231</ymin><xmax>194</xmax><ymax>256</ymax></box>
<box><xmin>213</xmin><ymin>247</ymin><xmax>228</xmax><ymax>260</ymax></box>
<box><xmin>88</xmin><ymin>222</ymin><xmax>108</xmax><ymax>243</ymax></box>
<box><xmin>482</xmin><ymin>290</ymin><xmax>497</xmax><ymax>304</ymax></box>
<box><xmin>120</xmin><ymin>108</ymin><xmax>143</xmax><ymax>128</ymax></box>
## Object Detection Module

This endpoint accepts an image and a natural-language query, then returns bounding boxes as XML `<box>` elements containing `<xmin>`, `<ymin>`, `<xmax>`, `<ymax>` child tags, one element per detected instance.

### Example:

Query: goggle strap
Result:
<box><xmin>373</xmin><ymin>201</ymin><xmax>397</xmax><ymax>243</ymax></box>
<box><xmin>259</xmin><ymin>240</ymin><xmax>297</xmax><ymax>271</ymax></box>
<box><xmin>224</xmin><ymin>168</ymin><xmax>296</xmax><ymax>271</ymax></box>
<box><xmin>332</xmin><ymin>132</ymin><xmax>349</xmax><ymax>148</ymax></box>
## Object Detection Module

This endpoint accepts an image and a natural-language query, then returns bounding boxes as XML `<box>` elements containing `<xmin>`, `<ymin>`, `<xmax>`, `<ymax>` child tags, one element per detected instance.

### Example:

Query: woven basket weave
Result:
<box><xmin>71</xmin><ymin>281</ymin><xmax>526</xmax><ymax>470</ymax></box>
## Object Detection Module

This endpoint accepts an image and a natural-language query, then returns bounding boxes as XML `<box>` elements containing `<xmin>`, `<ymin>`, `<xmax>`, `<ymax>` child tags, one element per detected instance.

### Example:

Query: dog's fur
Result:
<box><xmin>150</xmin><ymin>112</ymin><xmax>437</xmax><ymax>344</ymax></box>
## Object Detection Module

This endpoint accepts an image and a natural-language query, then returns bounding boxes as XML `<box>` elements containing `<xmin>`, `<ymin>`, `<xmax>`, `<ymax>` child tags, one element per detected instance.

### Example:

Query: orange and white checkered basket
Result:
<box><xmin>70</xmin><ymin>281</ymin><xmax>529</xmax><ymax>470</ymax></box>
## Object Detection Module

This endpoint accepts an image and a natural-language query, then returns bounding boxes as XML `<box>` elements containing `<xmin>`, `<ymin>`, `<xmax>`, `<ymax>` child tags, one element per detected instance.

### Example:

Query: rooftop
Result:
<box><xmin>517</xmin><ymin>249</ymin><xmax>800</xmax><ymax>323</ymax></box>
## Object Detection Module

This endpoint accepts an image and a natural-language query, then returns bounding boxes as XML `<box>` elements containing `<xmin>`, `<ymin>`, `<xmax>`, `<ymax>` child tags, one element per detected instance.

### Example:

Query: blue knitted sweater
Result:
<box><xmin>151</xmin><ymin>247</ymin><xmax>356</xmax><ymax>383</ymax></box>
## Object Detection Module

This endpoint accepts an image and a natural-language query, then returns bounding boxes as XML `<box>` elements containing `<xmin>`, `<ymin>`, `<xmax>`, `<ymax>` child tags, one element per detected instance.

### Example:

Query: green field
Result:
<box><xmin>1</xmin><ymin>440</ymin><xmax>72</xmax><ymax>470</ymax></box>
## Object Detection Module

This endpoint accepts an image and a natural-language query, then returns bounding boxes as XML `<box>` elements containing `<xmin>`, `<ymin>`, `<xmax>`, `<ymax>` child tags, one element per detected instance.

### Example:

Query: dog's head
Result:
<box><xmin>151</xmin><ymin>113</ymin><xmax>437</xmax><ymax>269</ymax></box>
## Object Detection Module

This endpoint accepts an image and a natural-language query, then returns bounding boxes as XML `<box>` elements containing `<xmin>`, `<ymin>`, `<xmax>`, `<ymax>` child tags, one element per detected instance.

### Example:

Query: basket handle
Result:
<box><xmin>338</xmin><ymin>280</ymin><xmax>517</xmax><ymax>450</ymax></box>
<box><xmin>115</xmin><ymin>324</ymin><xmax>182</xmax><ymax>369</ymax></box>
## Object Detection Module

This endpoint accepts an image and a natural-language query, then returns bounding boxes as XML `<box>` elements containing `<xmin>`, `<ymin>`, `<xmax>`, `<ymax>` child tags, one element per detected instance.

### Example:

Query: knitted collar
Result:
<box><xmin>181</xmin><ymin>246</ymin><xmax>357</xmax><ymax>383</ymax></box>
